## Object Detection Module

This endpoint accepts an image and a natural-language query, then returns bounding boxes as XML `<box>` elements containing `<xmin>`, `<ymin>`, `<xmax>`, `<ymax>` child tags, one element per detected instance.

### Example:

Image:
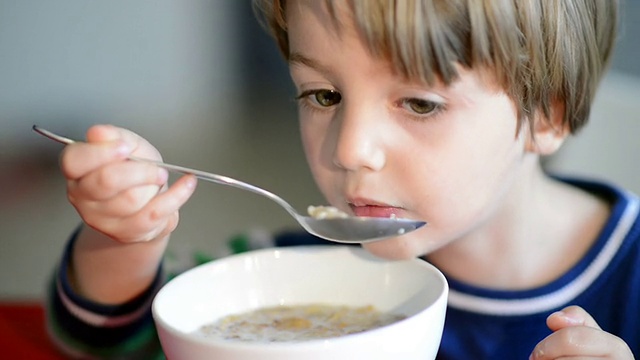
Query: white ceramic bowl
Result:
<box><xmin>152</xmin><ymin>245</ymin><xmax>448</xmax><ymax>360</ymax></box>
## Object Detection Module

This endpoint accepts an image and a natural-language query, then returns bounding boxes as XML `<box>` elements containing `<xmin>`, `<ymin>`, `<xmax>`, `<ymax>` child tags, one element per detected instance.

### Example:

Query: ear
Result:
<box><xmin>525</xmin><ymin>100</ymin><xmax>569</xmax><ymax>155</ymax></box>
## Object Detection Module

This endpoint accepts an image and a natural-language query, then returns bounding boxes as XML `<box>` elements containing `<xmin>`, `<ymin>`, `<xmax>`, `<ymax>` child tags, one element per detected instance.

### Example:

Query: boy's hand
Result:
<box><xmin>61</xmin><ymin>124</ymin><xmax>197</xmax><ymax>244</ymax></box>
<box><xmin>530</xmin><ymin>305</ymin><xmax>633</xmax><ymax>359</ymax></box>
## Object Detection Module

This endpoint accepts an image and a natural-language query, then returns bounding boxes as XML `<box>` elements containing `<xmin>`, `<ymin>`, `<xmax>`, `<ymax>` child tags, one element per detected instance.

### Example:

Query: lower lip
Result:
<box><xmin>350</xmin><ymin>206</ymin><xmax>400</xmax><ymax>218</ymax></box>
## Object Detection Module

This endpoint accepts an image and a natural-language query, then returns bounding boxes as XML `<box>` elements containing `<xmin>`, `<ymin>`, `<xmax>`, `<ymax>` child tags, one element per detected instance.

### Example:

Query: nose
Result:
<box><xmin>332</xmin><ymin>105</ymin><xmax>386</xmax><ymax>172</ymax></box>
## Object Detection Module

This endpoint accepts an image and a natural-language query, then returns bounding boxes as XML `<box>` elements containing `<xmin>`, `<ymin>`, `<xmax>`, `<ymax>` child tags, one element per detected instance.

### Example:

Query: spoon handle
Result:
<box><xmin>31</xmin><ymin>125</ymin><xmax>296</xmax><ymax>214</ymax></box>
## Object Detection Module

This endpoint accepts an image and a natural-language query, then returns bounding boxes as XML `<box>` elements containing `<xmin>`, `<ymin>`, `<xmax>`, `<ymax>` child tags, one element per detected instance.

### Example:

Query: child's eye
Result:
<box><xmin>297</xmin><ymin>89</ymin><xmax>342</xmax><ymax>107</ymax></box>
<box><xmin>400</xmin><ymin>98</ymin><xmax>441</xmax><ymax>115</ymax></box>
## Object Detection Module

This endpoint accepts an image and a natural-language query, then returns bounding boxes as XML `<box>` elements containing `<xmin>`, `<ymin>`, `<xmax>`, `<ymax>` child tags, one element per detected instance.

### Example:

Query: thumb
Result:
<box><xmin>546</xmin><ymin>305</ymin><xmax>601</xmax><ymax>332</ymax></box>
<box><xmin>86</xmin><ymin>124</ymin><xmax>124</xmax><ymax>143</ymax></box>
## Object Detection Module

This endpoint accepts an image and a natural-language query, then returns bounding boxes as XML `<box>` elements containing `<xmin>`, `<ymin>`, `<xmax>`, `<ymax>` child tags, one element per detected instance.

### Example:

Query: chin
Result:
<box><xmin>362</xmin><ymin>236</ymin><xmax>425</xmax><ymax>260</ymax></box>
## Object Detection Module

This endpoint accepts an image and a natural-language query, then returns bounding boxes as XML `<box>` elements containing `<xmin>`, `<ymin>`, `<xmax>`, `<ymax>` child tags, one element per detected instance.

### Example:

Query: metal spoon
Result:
<box><xmin>32</xmin><ymin>125</ymin><xmax>426</xmax><ymax>243</ymax></box>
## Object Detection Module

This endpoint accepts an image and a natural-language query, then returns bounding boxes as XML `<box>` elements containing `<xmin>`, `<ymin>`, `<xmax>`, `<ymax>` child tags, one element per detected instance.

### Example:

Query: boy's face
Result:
<box><xmin>287</xmin><ymin>1</ymin><xmax>534</xmax><ymax>259</ymax></box>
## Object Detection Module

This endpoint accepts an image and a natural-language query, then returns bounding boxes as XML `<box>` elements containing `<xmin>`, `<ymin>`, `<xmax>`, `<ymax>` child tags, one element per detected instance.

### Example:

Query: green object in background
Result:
<box><xmin>228</xmin><ymin>234</ymin><xmax>251</xmax><ymax>254</ymax></box>
<box><xmin>193</xmin><ymin>251</ymin><xmax>215</xmax><ymax>266</ymax></box>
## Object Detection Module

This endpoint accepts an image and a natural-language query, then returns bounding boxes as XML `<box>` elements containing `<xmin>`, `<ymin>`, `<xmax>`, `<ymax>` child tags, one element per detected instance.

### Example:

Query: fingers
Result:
<box><xmin>62</xmin><ymin>124</ymin><xmax>164</xmax><ymax>180</ymax></box>
<box><xmin>530</xmin><ymin>326</ymin><xmax>632</xmax><ymax>359</ymax></box>
<box><xmin>531</xmin><ymin>326</ymin><xmax>607</xmax><ymax>360</ymax></box>
<box><xmin>86</xmin><ymin>124</ymin><xmax>129</xmax><ymax>142</ymax></box>
<box><xmin>530</xmin><ymin>306</ymin><xmax>634</xmax><ymax>359</ymax></box>
<box><xmin>68</xmin><ymin>161</ymin><xmax>169</xmax><ymax>202</ymax></box>
<box><xmin>61</xmin><ymin>140</ymin><xmax>132</xmax><ymax>179</ymax></box>
<box><xmin>546</xmin><ymin>305</ymin><xmax>601</xmax><ymax>332</ymax></box>
<box><xmin>82</xmin><ymin>174</ymin><xmax>197</xmax><ymax>243</ymax></box>
<box><xmin>86</xmin><ymin>124</ymin><xmax>162</xmax><ymax>159</ymax></box>
<box><xmin>60</xmin><ymin>124</ymin><xmax>195</xmax><ymax>244</ymax></box>
<box><xmin>122</xmin><ymin>174</ymin><xmax>197</xmax><ymax>242</ymax></box>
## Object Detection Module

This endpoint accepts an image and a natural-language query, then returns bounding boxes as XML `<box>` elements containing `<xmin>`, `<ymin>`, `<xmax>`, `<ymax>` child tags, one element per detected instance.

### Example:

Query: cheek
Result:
<box><xmin>300</xmin><ymin>119</ymin><xmax>326</xmax><ymax>171</ymax></box>
<box><xmin>299</xmin><ymin>120</ymin><xmax>336</xmax><ymax>199</ymax></box>
<box><xmin>437</xmin><ymin>141</ymin><xmax>526</xmax><ymax>234</ymax></box>
<box><xmin>299</xmin><ymin>122</ymin><xmax>316</xmax><ymax>164</ymax></box>
<box><xmin>402</xmin><ymin>112</ymin><xmax>526</xmax><ymax>239</ymax></box>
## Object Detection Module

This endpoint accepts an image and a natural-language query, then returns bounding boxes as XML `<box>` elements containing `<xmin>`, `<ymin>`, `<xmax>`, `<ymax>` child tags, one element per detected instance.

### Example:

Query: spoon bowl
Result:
<box><xmin>33</xmin><ymin>125</ymin><xmax>426</xmax><ymax>243</ymax></box>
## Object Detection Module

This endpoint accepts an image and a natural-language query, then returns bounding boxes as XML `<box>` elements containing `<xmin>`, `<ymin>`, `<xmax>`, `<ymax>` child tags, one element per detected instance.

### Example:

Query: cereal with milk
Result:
<box><xmin>198</xmin><ymin>304</ymin><xmax>406</xmax><ymax>342</ymax></box>
<box><xmin>307</xmin><ymin>205</ymin><xmax>349</xmax><ymax>219</ymax></box>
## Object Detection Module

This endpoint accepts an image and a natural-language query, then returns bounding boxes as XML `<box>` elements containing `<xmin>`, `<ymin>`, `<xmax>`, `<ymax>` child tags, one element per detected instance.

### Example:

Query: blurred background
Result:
<box><xmin>0</xmin><ymin>0</ymin><xmax>639</xmax><ymax>304</ymax></box>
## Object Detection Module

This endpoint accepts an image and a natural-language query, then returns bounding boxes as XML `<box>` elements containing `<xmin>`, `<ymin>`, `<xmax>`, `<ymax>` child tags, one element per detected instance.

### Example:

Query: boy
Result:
<box><xmin>48</xmin><ymin>1</ymin><xmax>637</xmax><ymax>358</ymax></box>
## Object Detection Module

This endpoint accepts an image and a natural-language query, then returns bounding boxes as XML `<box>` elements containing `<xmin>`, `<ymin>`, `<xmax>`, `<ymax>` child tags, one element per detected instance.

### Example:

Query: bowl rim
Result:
<box><xmin>152</xmin><ymin>245</ymin><xmax>449</xmax><ymax>350</ymax></box>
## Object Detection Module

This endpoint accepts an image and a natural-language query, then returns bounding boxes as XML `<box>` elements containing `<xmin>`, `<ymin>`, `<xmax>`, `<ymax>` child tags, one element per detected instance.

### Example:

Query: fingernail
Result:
<box><xmin>185</xmin><ymin>175</ymin><xmax>197</xmax><ymax>189</ymax></box>
<box><xmin>115</xmin><ymin>141</ymin><xmax>132</xmax><ymax>156</ymax></box>
<box><xmin>530</xmin><ymin>346</ymin><xmax>544</xmax><ymax>359</ymax></box>
<box><xmin>553</xmin><ymin>310</ymin><xmax>583</xmax><ymax>325</ymax></box>
<box><xmin>157</xmin><ymin>168</ymin><xmax>169</xmax><ymax>183</ymax></box>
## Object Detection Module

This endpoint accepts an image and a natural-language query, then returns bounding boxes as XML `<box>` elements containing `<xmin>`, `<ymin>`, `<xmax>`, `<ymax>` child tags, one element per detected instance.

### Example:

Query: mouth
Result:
<box><xmin>347</xmin><ymin>198</ymin><xmax>404</xmax><ymax>218</ymax></box>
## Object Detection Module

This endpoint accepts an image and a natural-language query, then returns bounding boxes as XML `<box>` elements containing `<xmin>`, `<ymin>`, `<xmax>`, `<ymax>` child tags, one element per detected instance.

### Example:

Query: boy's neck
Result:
<box><xmin>426</xmin><ymin>165</ymin><xmax>610</xmax><ymax>290</ymax></box>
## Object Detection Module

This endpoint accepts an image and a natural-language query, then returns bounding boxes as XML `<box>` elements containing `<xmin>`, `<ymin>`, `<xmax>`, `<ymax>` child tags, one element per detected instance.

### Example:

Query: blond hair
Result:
<box><xmin>253</xmin><ymin>0</ymin><xmax>618</xmax><ymax>134</ymax></box>
<box><xmin>253</xmin><ymin>0</ymin><xmax>618</xmax><ymax>133</ymax></box>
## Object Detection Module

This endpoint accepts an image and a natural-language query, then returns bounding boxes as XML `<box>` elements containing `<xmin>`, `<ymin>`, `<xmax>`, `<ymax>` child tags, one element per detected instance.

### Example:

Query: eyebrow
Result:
<box><xmin>288</xmin><ymin>52</ymin><xmax>332</xmax><ymax>74</ymax></box>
